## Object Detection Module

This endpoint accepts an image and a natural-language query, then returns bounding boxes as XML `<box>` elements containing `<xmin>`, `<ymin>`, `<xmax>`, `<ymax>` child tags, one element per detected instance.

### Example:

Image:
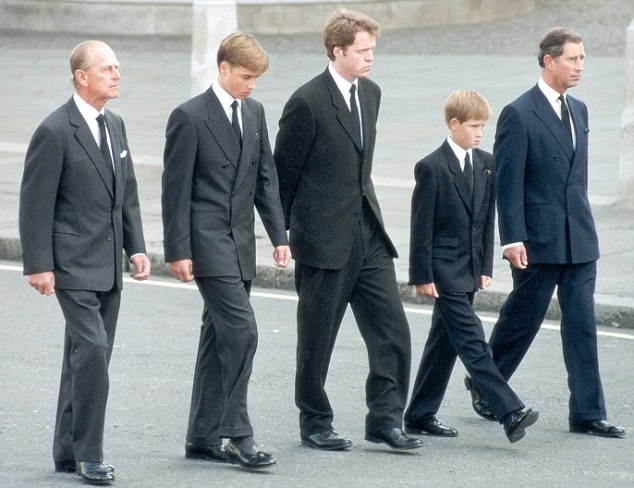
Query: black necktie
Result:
<box><xmin>558</xmin><ymin>94</ymin><xmax>573</xmax><ymax>140</ymax></box>
<box><xmin>96</xmin><ymin>114</ymin><xmax>114</xmax><ymax>185</ymax></box>
<box><xmin>349</xmin><ymin>84</ymin><xmax>362</xmax><ymax>145</ymax></box>
<box><xmin>464</xmin><ymin>152</ymin><xmax>473</xmax><ymax>200</ymax></box>
<box><xmin>231</xmin><ymin>100</ymin><xmax>242</xmax><ymax>146</ymax></box>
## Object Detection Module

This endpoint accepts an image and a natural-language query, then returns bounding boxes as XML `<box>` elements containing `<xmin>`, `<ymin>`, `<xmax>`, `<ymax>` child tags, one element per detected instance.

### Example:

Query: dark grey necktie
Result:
<box><xmin>96</xmin><ymin>114</ymin><xmax>114</xmax><ymax>185</ymax></box>
<box><xmin>349</xmin><ymin>84</ymin><xmax>362</xmax><ymax>145</ymax></box>
<box><xmin>231</xmin><ymin>100</ymin><xmax>242</xmax><ymax>146</ymax></box>
<box><xmin>558</xmin><ymin>94</ymin><xmax>573</xmax><ymax>140</ymax></box>
<box><xmin>464</xmin><ymin>151</ymin><xmax>473</xmax><ymax>199</ymax></box>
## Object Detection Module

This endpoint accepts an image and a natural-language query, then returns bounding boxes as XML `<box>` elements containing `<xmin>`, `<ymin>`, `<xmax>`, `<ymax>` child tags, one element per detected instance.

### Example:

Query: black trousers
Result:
<box><xmin>187</xmin><ymin>277</ymin><xmax>257</xmax><ymax>445</ymax></box>
<box><xmin>294</xmin><ymin>210</ymin><xmax>411</xmax><ymax>435</ymax></box>
<box><xmin>53</xmin><ymin>287</ymin><xmax>121</xmax><ymax>463</ymax></box>
<box><xmin>405</xmin><ymin>292</ymin><xmax>523</xmax><ymax>425</ymax></box>
<box><xmin>489</xmin><ymin>261</ymin><xmax>606</xmax><ymax>423</ymax></box>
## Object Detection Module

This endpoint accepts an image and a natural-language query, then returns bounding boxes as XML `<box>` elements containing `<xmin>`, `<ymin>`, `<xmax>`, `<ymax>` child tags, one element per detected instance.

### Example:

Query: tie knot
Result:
<box><xmin>96</xmin><ymin>114</ymin><xmax>105</xmax><ymax>126</ymax></box>
<box><xmin>350</xmin><ymin>84</ymin><xmax>356</xmax><ymax>96</ymax></box>
<box><xmin>558</xmin><ymin>94</ymin><xmax>566</xmax><ymax>105</ymax></box>
<box><xmin>232</xmin><ymin>100</ymin><xmax>239</xmax><ymax>110</ymax></box>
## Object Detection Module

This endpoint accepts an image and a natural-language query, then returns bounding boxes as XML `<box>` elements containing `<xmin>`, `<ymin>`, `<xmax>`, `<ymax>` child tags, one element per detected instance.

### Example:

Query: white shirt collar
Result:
<box><xmin>447</xmin><ymin>135</ymin><xmax>470</xmax><ymax>170</ymax></box>
<box><xmin>212</xmin><ymin>80</ymin><xmax>240</xmax><ymax>121</ymax></box>
<box><xmin>538</xmin><ymin>77</ymin><xmax>564</xmax><ymax>106</ymax></box>
<box><xmin>328</xmin><ymin>62</ymin><xmax>357</xmax><ymax>108</ymax></box>
<box><xmin>73</xmin><ymin>92</ymin><xmax>105</xmax><ymax>145</ymax></box>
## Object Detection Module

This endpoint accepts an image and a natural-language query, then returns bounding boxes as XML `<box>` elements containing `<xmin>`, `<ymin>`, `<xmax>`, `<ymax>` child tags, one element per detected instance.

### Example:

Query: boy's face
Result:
<box><xmin>218</xmin><ymin>61</ymin><xmax>259</xmax><ymax>100</ymax></box>
<box><xmin>449</xmin><ymin>118</ymin><xmax>487</xmax><ymax>150</ymax></box>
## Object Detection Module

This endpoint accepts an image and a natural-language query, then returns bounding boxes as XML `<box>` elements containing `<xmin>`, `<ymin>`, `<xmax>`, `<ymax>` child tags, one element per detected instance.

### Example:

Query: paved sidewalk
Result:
<box><xmin>1</xmin><ymin>21</ymin><xmax>633</xmax><ymax>326</ymax></box>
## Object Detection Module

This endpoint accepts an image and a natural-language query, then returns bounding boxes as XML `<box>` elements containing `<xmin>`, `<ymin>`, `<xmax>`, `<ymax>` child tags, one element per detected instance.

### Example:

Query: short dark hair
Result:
<box><xmin>537</xmin><ymin>27</ymin><xmax>583</xmax><ymax>68</ymax></box>
<box><xmin>322</xmin><ymin>8</ymin><xmax>380</xmax><ymax>61</ymax></box>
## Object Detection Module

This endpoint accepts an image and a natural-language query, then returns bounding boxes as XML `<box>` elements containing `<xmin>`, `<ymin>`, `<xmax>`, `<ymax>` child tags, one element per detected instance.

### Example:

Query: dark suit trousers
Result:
<box><xmin>294</xmin><ymin>207</ymin><xmax>411</xmax><ymax>435</ymax></box>
<box><xmin>187</xmin><ymin>277</ymin><xmax>257</xmax><ymax>445</ymax></box>
<box><xmin>53</xmin><ymin>287</ymin><xmax>121</xmax><ymax>463</ymax></box>
<box><xmin>489</xmin><ymin>261</ymin><xmax>606</xmax><ymax>423</ymax></box>
<box><xmin>405</xmin><ymin>292</ymin><xmax>523</xmax><ymax>424</ymax></box>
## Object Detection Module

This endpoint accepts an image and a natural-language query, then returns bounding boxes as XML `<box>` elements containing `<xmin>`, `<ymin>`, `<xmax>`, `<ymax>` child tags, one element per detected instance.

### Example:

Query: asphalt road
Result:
<box><xmin>1</xmin><ymin>261</ymin><xmax>632</xmax><ymax>488</ymax></box>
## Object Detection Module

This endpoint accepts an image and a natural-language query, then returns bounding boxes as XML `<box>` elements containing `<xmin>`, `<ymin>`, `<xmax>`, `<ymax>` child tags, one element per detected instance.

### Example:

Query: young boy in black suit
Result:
<box><xmin>403</xmin><ymin>91</ymin><xmax>538</xmax><ymax>443</ymax></box>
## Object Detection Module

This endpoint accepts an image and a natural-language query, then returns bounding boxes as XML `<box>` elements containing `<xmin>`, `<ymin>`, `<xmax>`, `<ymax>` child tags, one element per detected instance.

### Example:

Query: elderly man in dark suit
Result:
<box><xmin>19</xmin><ymin>40</ymin><xmax>151</xmax><ymax>484</ymax></box>
<box><xmin>274</xmin><ymin>8</ymin><xmax>420</xmax><ymax>452</ymax></box>
<box><xmin>465</xmin><ymin>27</ymin><xmax>624</xmax><ymax>439</ymax></box>
<box><xmin>162</xmin><ymin>32</ymin><xmax>290</xmax><ymax>469</ymax></box>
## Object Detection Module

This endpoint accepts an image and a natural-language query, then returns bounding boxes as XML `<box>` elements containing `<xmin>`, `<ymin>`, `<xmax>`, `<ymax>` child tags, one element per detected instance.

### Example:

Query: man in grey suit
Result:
<box><xmin>162</xmin><ymin>32</ymin><xmax>290</xmax><ymax>469</ymax></box>
<box><xmin>19</xmin><ymin>40</ymin><xmax>151</xmax><ymax>484</ymax></box>
<box><xmin>274</xmin><ymin>9</ymin><xmax>420</xmax><ymax>452</ymax></box>
<box><xmin>465</xmin><ymin>27</ymin><xmax>624</xmax><ymax>439</ymax></box>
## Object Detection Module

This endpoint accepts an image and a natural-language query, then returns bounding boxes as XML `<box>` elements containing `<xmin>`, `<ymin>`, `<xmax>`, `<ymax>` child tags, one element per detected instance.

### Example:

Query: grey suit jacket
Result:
<box><xmin>274</xmin><ymin>68</ymin><xmax>396</xmax><ymax>270</ymax></box>
<box><xmin>161</xmin><ymin>88</ymin><xmax>287</xmax><ymax>281</ymax></box>
<box><xmin>19</xmin><ymin>97</ymin><xmax>147</xmax><ymax>291</ymax></box>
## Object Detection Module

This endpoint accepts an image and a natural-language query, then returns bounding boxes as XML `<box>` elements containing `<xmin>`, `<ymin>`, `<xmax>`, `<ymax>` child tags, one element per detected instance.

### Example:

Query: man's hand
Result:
<box><xmin>273</xmin><ymin>245</ymin><xmax>292</xmax><ymax>268</ymax></box>
<box><xmin>415</xmin><ymin>282</ymin><xmax>438</xmax><ymax>299</ymax></box>
<box><xmin>27</xmin><ymin>271</ymin><xmax>55</xmax><ymax>296</ymax></box>
<box><xmin>170</xmin><ymin>259</ymin><xmax>194</xmax><ymax>282</ymax></box>
<box><xmin>130</xmin><ymin>254</ymin><xmax>151</xmax><ymax>281</ymax></box>
<box><xmin>480</xmin><ymin>275</ymin><xmax>492</xmax><ymax>290</ymax></box>
<box><xmin>503</xmin><ymin>244</ymin><xmax>528</xmax><ymax>269</ymax></box>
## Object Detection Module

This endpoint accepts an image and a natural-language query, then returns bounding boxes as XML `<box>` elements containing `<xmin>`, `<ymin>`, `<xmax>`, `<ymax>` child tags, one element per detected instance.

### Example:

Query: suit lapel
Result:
<box><xmin>442</xmin><ymin>142</ymin><xmax>472</xmax><ymax>213</ymax></box>
<box><xmin>323</xmin><ymin>70</ymin><xmax>363</xmax><ymax>152</ymax></box>
<box><xmin>233</xmin><ymin>100</ymin><xmax>257</xmax><ymax>189</ymax></box>
<box><xmin>68</xmin><ymin>99</ymin><xmax>115</xmax><ymax>198</ymax></box>
<box><xmin>471</xmin><ymin>150</ymin><xmax>487</xmax><ymax>217</ymax></box>
<box><xmin>203</xmin><ymin>88</ymin><xmax>241</xmax><ymax>166</ymax></box>
<box><xmin>531</xmin><ymin>86</ymin><xmax>575</xmax><ymax>160</ymax></box>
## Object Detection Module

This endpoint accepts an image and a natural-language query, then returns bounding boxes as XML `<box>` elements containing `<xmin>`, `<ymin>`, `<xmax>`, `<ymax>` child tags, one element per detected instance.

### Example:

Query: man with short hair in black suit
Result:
<box><xmin>274</xmin><ymin>8</ymin><xmax>421</xmax><ymax>452</ymax></box>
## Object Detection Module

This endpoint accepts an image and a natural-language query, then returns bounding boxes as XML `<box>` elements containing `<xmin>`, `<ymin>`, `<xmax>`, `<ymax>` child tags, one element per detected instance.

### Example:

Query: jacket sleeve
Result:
<box><xmin>408</xmin><ymin>161</ymin><xmax>437</xmax><ymax>285</ymax></box>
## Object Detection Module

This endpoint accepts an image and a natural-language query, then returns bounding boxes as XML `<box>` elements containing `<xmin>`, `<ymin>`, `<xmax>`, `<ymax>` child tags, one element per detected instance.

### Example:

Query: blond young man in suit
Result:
<box><xmin>162</xmin><ymin>32</ymin><xmax>290</xmax><ymax>469</ymax></box>
<box><xmin>19</xmin><ymin>40</ymin><xmax>150</xmax><ymax>484</ymax></box>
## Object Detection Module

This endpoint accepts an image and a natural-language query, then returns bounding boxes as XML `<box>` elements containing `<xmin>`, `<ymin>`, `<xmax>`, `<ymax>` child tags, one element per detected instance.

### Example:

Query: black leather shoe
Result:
<box><xmin>504</xmin><ymin>408</ymin><xmax>539</xmax><ymax>443</ymax></box>
<box><xmin>301</xmin><ymin>430</ymin><xmax>352</xmax><ymax>451</ymax></box>
<box><xmin>76</xmin><ymin>461</ymin><xmax>115</xmax><ymax>484</ymax></box>
<box><xmin>465</xmin><ymin>375</ymin><xmax>497</xmax><ymax>421</ymax></box>
<box><xmin>365</xmin><ymin>428</ymin><xmax>423</xmax><ymax>450</ymax></box>
<box><xmin>570</xmin><ymin>420</ymin><xmax>625</xmax><ymax>438</ymax></box>
<box><xmin>55</xmin><ymin>460</ymin><xmax>114</xmax><ymax>473</ymax></box>
<box><xmin>225</xmin><ymin>440</ymin><xmax>275</xmax><ymax>469</ymax></box>
<box><xmin>405</xmin><ymin>417</ymin><xmax>458</xmax><ymax>437</ymax></box>
<box><xmin>185</xmin><ymin>442</ymin><xmax>228</xmax><ymax>462</ymax></box>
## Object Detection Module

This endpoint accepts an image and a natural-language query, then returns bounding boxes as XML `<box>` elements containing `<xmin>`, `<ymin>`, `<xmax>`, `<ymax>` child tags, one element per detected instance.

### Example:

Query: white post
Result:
<box><xmin>620</xmin><ymin>17</ymin><xmax>634</xmax><ymax>184</ymax></box>
<box><xmin>191</xmin><ymin>0</ymin><xmax>239</xmax><ymax>97</ymax></box>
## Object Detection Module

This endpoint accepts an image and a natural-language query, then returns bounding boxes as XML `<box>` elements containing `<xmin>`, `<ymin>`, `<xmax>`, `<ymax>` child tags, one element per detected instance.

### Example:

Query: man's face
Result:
<box><xmin>218</xmin><ymin>62</ymin><xmax>259</xmax><ymax>100</ymax></box>
<box><xmin>544</xmin><ymin>41</ymin><xmax>585</xmax><ymax>93</ymax></box>
<box><xmin>450</xmin><ymin>118</ymin><xmax>487</xmax><ymax>150</ymax></box>
<box><xmin>77</xmin><ymin>44</ymin><xmax>121</xmax><ymax>108</ymax></box>
<box><xmin>332</xmin><ymin>30</ymin><xmax>376</xmax><ymax>82</ymax></box>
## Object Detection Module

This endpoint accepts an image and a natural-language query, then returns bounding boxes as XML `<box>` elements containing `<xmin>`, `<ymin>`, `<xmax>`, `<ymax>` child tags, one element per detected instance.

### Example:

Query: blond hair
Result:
<box><xmin>322</xmin><ymin>8</ymin><xmax>380</xmax><ymax>61</ymax></box>
<box><xmin>217</xmin><ymin>31</ymin><xmax>268</xmax><ymax>75</ymax></box>
<box><xmin>444</xmin><ymin>90</ymin><xmax>491</xmax><ymax>125</ymax></box>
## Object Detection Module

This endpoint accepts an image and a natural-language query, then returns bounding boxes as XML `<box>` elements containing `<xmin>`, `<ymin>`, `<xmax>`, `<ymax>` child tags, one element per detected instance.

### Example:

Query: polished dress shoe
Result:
<box><xmin>504</xmin><ymin>408</ymin><xmax>539</xmax><ymax>443</ymax></box>
<box><xmin>55</xmin><ymin>460</ymin><xmax>114</xmax><ymax>473</ymax></box>
<box><xmin>301</xmin><ymin>430</ymin><xmax>352</xmax><ymax>451</ymax></box>
<box><xmin>76</xmin><ymin>461</ymin><xmax>115</xmax><ymax>484</ymax></box>
<box><xmin>405</xmin><ymin>417</ymin><xmax>458</xmax><ymax>437</ymax></box>
<box><xmin>225</xmin><ymin>440</ymin><xmax>275</xmax><ymax>469</ymax></box>
<box><xmin>185</xmin><ymin>442</ymin><xmax>228</xmax><ymax>462</ymax></box>
<box><xmin>464</xmin><ymin>375</ymin><xmax>497</xmax><ymax>421</ymax></box>
<box><xmin>570</xmin><ymin>420</ymin><xmax>625</xmax><ymax>438</ymax></box>
<box><xmin>365</xmin><ymin>428</ymin><xmax>423</xmax><ymax>450</ymax></box>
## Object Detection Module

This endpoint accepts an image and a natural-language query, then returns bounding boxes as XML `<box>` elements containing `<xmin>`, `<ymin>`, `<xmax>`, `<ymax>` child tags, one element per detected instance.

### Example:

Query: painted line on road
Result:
<box><xmin>4</xmin><ymin>264</ymin><xmax>632</xmax><ymax>340</ymax></box>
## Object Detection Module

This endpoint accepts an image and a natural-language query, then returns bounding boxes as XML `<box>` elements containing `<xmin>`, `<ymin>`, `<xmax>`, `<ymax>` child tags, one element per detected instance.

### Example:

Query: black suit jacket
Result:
<box><xmin>19</xmin><ymin>97</ymin><xmax>146</xmax><ymax>290</ymax></box>
<box><xmin>409</xmin><ymin>140</ymin><xmax>495</xmax><ymax>293</ymax></box>
<box><xmin>494</xmin><ymin>84</ymin><xmax>599</xmax><ymax>264</ymax></box>
<box><xmin>274</xmin><ymin>68</ymin><xmax>395</xmax><ymax>270</ymax></box>
<box><xmin>162</xmin><ymin>88</ymin><xmax>287</xmax><ymax>281</ymax></box>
